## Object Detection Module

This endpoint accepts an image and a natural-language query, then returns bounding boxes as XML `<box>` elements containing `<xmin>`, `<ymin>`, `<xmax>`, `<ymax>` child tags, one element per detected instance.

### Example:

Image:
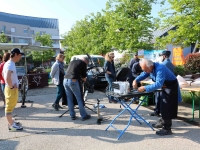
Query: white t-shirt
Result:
<box><xmin>3</xmin><ymin>60</ymin><xmax>19</xmax><ymax>87</ymax></box>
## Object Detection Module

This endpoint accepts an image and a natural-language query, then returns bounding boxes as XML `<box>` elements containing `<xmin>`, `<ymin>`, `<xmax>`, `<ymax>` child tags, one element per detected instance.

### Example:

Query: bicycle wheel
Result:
<box><xmin>21</xmin><ymin>76</ymin><xmax>28</xmax><ymax>101</ymax></box>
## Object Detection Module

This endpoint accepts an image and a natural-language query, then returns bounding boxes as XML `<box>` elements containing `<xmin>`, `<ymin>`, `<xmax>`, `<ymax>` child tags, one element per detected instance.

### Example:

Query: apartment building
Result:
<box><xmin>0</xmin><ymin>11</ymin><xmax>61</xmax><ymax>55</ymax></box>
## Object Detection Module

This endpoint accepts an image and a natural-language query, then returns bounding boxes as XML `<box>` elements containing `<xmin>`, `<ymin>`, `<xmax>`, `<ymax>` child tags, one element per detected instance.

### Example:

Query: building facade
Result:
<box><xmin>0</xmin><ymin>11</ymin><xmax>61</xmax><ymax>55</ymax></box>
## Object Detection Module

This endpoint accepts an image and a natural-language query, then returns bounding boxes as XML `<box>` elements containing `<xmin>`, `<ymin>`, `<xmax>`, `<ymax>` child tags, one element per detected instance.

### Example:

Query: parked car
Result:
<box><xmin>70</xmin><ymin>54</ymin><xmax>107</xmax><ymax>88</ymax></box>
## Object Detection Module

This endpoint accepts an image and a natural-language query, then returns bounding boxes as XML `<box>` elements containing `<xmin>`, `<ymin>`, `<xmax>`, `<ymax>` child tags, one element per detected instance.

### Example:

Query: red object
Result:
<box><xmin>0</xmin><ymin>62</ymin><xmax>5</xmax><ymax>84</ymax></box>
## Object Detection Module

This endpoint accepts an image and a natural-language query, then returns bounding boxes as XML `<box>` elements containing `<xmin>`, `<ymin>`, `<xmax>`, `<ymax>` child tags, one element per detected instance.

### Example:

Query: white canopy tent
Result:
<box><xmin>0</xmin><ymin>43</ymin><xmax>51</xmax><ymax>74</ymax></box>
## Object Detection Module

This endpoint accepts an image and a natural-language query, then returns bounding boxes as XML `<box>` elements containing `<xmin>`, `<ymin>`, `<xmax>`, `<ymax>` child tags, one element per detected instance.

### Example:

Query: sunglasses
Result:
<box><xmin>111</xmin><ymin>56</ymin><xmax>115</xmax><ymax>58</ymax></box>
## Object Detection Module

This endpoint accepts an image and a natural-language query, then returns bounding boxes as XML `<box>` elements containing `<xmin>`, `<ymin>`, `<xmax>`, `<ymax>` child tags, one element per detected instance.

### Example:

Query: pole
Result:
<box><xmin>42</xmin><ymin>51</ymin><xmax>44</xmax><ymax>67</ymax></box>
<box><xmin>21</xmin><ymin>46</ymin><xmax>27</xmax><ymax>75</ymax></box>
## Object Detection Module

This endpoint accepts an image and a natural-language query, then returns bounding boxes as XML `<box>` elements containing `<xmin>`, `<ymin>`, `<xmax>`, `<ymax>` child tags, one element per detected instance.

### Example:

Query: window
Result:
<box><xmin>12</xmin><ymin>37</ymin><xmax>15</xmax><ymax>43</ymax></box>
<box><xmin>30</xmin><ymin>30</ymin><xmax>34</xmax><ymax>34</ymax></box>
<box><xmin>40</xmin><ymin>31</ymin><xmax>46</xmax><ymax>35</ymax></box>
<box><xmin>1</xmin><ymin>25</ymin><xmax>6</xmax><ymax>33</ymax></box>
<box><xmin>53</xmin><ymin>40</ymin><xmax>57</xmax><ymax>44</ymax></box>
<box><xmin>19</xmin><ymin>38</ymin><xmax>28</xmax><ymax>43</ymax></box>
<box><xmin>11</xmin><ymin>28</ymin><xmax>15</xmax><ymax>33</ymax></box>
<box><xmin>24</xmin><ymin>29</ymin><xmax>28</xmax><ymax>34</ymax></box>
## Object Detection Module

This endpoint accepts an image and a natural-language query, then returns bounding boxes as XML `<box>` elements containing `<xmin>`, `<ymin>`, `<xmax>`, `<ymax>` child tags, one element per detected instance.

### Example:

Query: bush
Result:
<box><xmin>174</xmin><ymin>65</ymin><xmax>186</xmax><ymax>76</ymax></box>
<box><xmin>184</xmin><ymin>53</ymin><xmax>200</xmax><ymax>74</ymax></box>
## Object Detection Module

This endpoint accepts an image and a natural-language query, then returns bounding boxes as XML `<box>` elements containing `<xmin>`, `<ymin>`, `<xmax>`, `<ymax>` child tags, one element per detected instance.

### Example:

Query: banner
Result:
<box><xmin>172</xmin><ymin>47</ymin><xmax>185</xmax><ymax>66</ymax></box>
<box><xmin>144</xmin><ymin>50</ymin><xmax>164</xmax><ymax>62</ymax></box>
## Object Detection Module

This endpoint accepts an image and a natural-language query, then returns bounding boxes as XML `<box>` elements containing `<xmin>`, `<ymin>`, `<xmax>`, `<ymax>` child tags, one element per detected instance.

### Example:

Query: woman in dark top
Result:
<box><xmin>104</xmin><ymin>52</ymin><xmax>117</xmax><ymax>103</ymax></box>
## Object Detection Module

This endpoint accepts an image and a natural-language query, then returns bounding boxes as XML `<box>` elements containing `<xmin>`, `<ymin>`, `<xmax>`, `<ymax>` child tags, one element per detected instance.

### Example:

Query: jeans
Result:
<box><xmin>54</xmin><ymin>81</ymin><xmax>64</xmax><ymax>104</ymax></box>
<box><xmin>1</xmin><ymin>83</ymin><xmax>5</xmax><ymax>93</ymax></box>
<box><xmin>63</xmin><ymin>79</ymin><xmax>88</xmax><ymax>118</ymax></box>
<box><xmin>106</xmin><ymin>77</ymin><xmax>115</xmax><ymax>101</ymax></box>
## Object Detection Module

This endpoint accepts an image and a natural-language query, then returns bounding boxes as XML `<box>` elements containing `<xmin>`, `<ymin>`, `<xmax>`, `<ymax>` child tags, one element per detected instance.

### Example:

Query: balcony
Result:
<box><xmin>51</xmin><ymin>36</ymin><xmax>63</xmax><ymax>40</ymax></box>
<box><xmin>1</xmin><ymin>30</ymin><xmax>11</xmax><ymax>35</ymax></box>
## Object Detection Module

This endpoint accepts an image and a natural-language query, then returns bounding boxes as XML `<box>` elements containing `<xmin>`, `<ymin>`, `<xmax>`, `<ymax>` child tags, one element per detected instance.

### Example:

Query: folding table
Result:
<box><xmin>105</xmin><ymin>90</ymin><xmax>155</xmax><ymax>140</ymax></box>
<box><xmin>181</xmin><ymin>86</ymin><xmax>200</xmax><ymax>121</ymax></box>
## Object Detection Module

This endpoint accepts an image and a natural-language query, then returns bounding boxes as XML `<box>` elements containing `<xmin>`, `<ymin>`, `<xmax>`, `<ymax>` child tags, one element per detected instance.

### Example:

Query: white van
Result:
<box><xmin>70</xmin><ymin>55</ymin><xmax>105</xmax><ymax>67</ymax></box>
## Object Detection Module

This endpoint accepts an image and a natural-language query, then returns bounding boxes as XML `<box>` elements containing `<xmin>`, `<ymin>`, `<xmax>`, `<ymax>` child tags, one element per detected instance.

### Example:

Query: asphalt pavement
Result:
<box><xmin>0</xmin><ymin>85</ymin><xmax>199</xmax><ymax>150</ymax></box>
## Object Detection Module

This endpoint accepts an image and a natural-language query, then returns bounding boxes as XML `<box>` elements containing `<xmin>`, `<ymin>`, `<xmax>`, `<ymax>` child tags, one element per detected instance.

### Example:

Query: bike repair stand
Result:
<box><xmin>59</xmin><ymin>103</ymin><xmax>97</xmax><ymax>118</ymax></box>
<box><xmin>96</xmin><ymin>99</ymin><xmax>103</xmax><ymax>125</ymax></box>
<box><xmin>20</xmin><ymin>95</ymin><xmax>33</xmax><ymax>108</ymax></box>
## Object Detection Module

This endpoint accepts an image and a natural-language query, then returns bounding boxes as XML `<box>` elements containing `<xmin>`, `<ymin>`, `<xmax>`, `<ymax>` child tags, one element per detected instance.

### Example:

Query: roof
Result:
<box><xmin>0</xmin><ymin>43</ymin><xmax>51</xmax><ymax>52</ymax></box>
<box><xmin>0</xmin><ymin>11</ymin><xmax>58</xmax><ymax>29</ymax></box>
<box><xmin>151</xmin><ymin>26</ymin><xmax>176</xmax><ymax>43</ymax></box>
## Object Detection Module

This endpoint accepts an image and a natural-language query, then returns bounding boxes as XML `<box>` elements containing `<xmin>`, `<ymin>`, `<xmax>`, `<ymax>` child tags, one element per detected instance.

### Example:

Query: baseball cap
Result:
<box><xmin>159</xmin><ymin>50</ymin><xmax>171</xmax><ymax>57</ymax></box>
<box><xmin>11</xmin><ymin>48</ymin><xmax>24</xmax><ymax>55</ymax></box>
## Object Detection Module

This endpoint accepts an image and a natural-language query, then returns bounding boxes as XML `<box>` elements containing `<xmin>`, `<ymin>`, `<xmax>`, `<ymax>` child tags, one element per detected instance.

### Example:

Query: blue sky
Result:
<box><xmin>0</xmin><ymin>0</ymin><xmax>168</xmax><ymax>35</ymax></box>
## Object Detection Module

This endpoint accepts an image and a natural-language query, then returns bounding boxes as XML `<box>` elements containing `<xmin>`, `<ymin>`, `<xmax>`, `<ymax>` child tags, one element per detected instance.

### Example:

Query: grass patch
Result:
<box><xmin>181</xmin><ymin>91</ymin><xmax>200</xmax><ymax>106</ymax></box>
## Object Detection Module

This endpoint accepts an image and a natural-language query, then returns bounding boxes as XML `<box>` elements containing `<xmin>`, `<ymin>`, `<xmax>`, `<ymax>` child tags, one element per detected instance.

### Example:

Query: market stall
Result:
<box><xmin>1</xmin><ymin>43</ymin><xmax>51</xmax><ymax>89</ymax></box>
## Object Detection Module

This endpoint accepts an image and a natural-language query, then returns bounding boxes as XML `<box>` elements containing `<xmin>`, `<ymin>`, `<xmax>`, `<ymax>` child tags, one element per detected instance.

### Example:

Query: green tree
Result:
<box><xmin>61</xmin><ymin>12</ymin><xmax>112</xmax><ymax>62</ymax></box>
<box><xmin>61</xmin><ymin>0</ymin><xmax>165</xmax><ymax>61</ymax></box>
<box><xmin>156</xmin><ymin>0</ymin><xmax>200</xmax><ymax>48</ymax></box>
<box><xmin>104</xmin><ymin>0</ymin><xmax>164</xmax><ymax>52</ymax></box>
<box><xmin>0</xmin><ymin>32</ymin><xmax>8</xmax><ymax>43</ymax></box>
<box><xmin>31</xmin><ymin>32</ymin><xmax>55</xmax><ymax>63</ymax></box>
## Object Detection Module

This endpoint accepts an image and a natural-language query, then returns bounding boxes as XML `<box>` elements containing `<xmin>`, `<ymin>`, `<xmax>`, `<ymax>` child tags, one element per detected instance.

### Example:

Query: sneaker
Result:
<box><xmin>58</xmin><ymin>104</ymin><xmax>63</xmax><ymax>109</ymax></box>
<box><xmin>152</xmin><ymin>118</ymin><xmax>163</xmax><ymax>128</ymax></box>
<box><xmin>71</xmin><ymin>116</ymin><xmax>76</xmax><ymax>120</ymax></box>
<box><xmin>9</xmin><ymin>124</ymin><xmax>23</xmax><ymax>132</ymax></box>
<box><xmin>152</xmin><ymin>122</ymin><xmax>163</xmax><ymax>128</ymax></box>
<box><xmin>156</xmin><ymin>128</ymin><xmax>172</xmax><ymax>136</ymax></box>
<box><xmin>149</xmin><ymin>112</ymin><xmax>160</xmax><ymax>117</ymax></box>
<box><xmin>12</xmin><ymin>118</ymin><xmax>20</xmax><ymax>125</ymax></box>
<box><xmin>52</xmin><ymin>104</ymin><xmax>59</xmax><ymax>111</ymax></box>
<box><xmin>81</xmin><ymin>114</ymin><xmax>91</xmax><ymax>121</ymax></box>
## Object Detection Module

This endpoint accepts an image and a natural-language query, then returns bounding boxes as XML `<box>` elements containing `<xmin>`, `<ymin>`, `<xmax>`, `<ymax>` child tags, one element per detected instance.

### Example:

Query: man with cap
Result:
<box><xmin>63</xmin><ymin>56</ymin><xmax>91</xmax><ymax>121</ymax></box>
<box><xmin>159</xmin><ymin>50</ymin><xmax>174</xmax><ymax>73</ymax></box>
<box><xmin>150</xmin><ymin>50</ymin><xmax>175</xmax><ymax>117</ymax></box>
<box><xmin>129</xmin><ymin>52</ymin><xmax>140</xmax><ymax>69</ymax></box>
<box><xmin>3</xmin><ymin>48</ymin><xmax>24</xmax><ymax>131</ymax></box>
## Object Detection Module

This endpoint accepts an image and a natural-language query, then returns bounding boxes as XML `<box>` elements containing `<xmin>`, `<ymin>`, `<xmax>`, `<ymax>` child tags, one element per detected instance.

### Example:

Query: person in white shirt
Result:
<box><xmin>3</xmin><ymin>48</ymin><xmax>24</xmax><ymax>131</ymax></box>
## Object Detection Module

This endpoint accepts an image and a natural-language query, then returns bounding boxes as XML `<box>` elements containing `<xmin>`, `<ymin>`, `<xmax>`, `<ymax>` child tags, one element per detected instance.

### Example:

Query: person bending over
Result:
<box><xmin>132</xmin><ymin>58</ymin><xmax>181</xmax><ymax>136</ymax></box>
<box><xmin>63</xmin><ymin>56</ymin><xmax>91</xmax><ymax>121</ymax></box>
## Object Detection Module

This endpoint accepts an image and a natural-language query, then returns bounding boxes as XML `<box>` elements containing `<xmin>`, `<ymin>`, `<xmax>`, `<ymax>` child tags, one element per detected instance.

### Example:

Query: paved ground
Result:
<box><xmin>0</xmin><ymin>85</ymin><xmax>200</xmax><ymax>150</ymax></box>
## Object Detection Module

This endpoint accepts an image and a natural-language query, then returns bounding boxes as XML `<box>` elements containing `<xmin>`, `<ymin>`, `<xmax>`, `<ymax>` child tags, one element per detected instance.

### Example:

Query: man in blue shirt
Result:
<box><xmin>133</xmin><ymin>58</ymin><xmax>181</xmax><ymax>136</ymax></box>
<box><xmin>150</xmin><ymin>51</ymin><xmax>175</xmax><ymax>117</ymax></box>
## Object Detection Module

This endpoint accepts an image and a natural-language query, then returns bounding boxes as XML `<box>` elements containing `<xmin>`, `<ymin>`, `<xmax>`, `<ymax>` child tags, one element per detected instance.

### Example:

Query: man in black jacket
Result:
<box><xmin>63</xmin><ymin>57</ymin><xmax>91</xmax><ymax>121</ymax></box>
<box><xmin>129</xmin><ymin>53</ymin><xmax>140</xmax><ymax>69</ymax></box>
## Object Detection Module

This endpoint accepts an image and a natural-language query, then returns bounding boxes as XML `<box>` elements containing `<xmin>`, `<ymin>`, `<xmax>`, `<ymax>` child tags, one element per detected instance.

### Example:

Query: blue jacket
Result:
<box><xmin>104</xmin><ymin>60</ymin><xmax>116</xmax><ymax>78</ymax></box>
<box><xmin>161</xmin><ymin>58</ymin><xmax>174</xmax><ymax>73</ymax></box>
<box><xmin>135</xmin><ymin>62</ymin><xmax>182</xmax><ymax>102</ymax></box>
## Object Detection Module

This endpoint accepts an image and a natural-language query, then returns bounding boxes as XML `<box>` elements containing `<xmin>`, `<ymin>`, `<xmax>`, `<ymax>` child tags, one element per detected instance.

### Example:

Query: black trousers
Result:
<box><xmin>154</xmin><ymin>91</ymin><xmax>161</xmax><ymax>114</ymax></box>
